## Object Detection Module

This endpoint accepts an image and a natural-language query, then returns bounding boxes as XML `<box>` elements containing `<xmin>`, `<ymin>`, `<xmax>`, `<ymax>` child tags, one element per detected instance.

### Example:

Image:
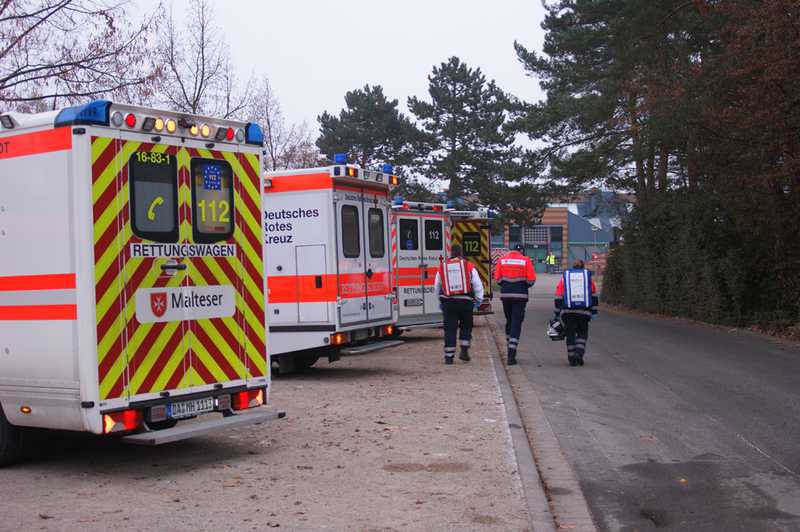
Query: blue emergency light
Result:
<box><xmin>393</xmin><ymin>196</ymin><xmax>404</xmax><ymax>205</ymax></box>
<box><xmin>245</xmin><ymin>122</ymin><xmax>264</xmax><ymax>146</ymax></box>
<box><xmin>446</xmin><ymin>200</ymin><xmax>456</xmax><ymax>209</ymax></box>
<box><xmin>334</xmin><ymin>153</ymin><xmax>348</xmax><ymax>165</ymax></box>
<box><xmin>54</xmin><ymin>100</ymin><xmax>112</xmax><ymax>127</ymax></box>
<box><xmin>382</xmin><ymin>163</ymin><xmax>394</xmax><ymax>174</ymax></box>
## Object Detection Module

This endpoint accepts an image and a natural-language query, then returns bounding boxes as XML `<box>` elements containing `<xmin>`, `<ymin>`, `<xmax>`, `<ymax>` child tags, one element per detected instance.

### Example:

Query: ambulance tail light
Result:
<box><xmin>102</xmin><ymin>409</ymin><xmax>143</xmax><ymax>434</ymax></box>
<box><xmin>54</xmin><ymin>99</ymin><xmax>112</xmax><ymax>127</ymax></box>
<box><xmin>215</xmin><ymin>126</ymin><xmax>235</xmax><ymax>141</ymax></box>
<box><xmin>382</xmin><ymin>325</ymin><xmax>395</xmax><ymax>337</ymax></box>
<box><xmin>232</xmin><ymin>389</ymin><xmax>265</xmax><ymax>411</ymax></box>
<box><xmin>245</xmin><ymin>122</ymin><xmax>264</xmax><ymax>146</ymax></box>
<box><xmin>141</xmin><ymin>116</ymin><xmax>156</xmax><ymax>131</ymax></box>
<box><xmin>432</xmin><ymin>205</ymin><xmax>443</xmax><ymax>212</ymax></box>
<box><xmin>401</xmin><ymin>202</ymin><xmax>410</xmax><ymax>210</ymax></box>
<box><xmin>330</xmin><ymin>332</ymin><xmax>349</xmax><ymax>346</ymax></box>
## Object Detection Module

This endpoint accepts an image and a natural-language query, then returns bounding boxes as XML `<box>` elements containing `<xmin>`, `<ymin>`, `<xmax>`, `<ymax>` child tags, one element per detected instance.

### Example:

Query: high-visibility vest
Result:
<box><xmin>563</xmin><ymin>268</ymin><xmax>592</xmax><ymax>309</ymax></box>
<box><xmin>440</xmin><ymin>258</ymin><xmax>473</xmax><ymax>296</ymax></box>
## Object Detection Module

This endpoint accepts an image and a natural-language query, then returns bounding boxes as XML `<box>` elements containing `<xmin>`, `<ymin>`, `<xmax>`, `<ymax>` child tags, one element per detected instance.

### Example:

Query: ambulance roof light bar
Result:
<box><xmin>54</xmin><ymin>99</ymin><xmax>112</xmax><ymax>127</ymax></box>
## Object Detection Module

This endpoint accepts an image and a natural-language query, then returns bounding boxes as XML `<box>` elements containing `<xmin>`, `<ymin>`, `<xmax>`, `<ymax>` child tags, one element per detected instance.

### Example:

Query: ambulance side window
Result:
<box><xmin>425</xmin><ymin>220</ymin><xmax>443</xmax><ymax>250</ymax></box>
<box><xmin>399</xmin><ymin>219</ymin><xmax>418</xmax><ymax>251</ymax></box>
<box><xmin>129</xmin><ymin>151</ymin><xmax>179</xmax><ymax>243</ymax></box>
<box><xmin>341</xmin><ymin>205</ymin><xmax>360</xmax><ymax>258</ymax></box>
<box><xmin>368</xmin><ymin>208</ymin><xmax>385</xmax><ymax>258</ymax></box>
<box><xmin>190</xmin><ymin>158</ymin><xmax>234</xmax><ymax>243</ymax></box>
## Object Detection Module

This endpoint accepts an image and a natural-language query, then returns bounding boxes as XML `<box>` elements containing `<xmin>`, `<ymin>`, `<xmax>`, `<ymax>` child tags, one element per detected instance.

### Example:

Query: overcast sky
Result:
<box><xmin>146</xmin><ymin>0</ymin><xmax>548</xmax><ymax>129</ymax></box>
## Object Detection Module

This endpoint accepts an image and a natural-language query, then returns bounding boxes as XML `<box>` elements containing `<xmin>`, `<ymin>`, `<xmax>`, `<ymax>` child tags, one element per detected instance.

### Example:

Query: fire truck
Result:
<box><xmin>450</xmin><ymin>209</ymin><xmax>494</xmax><ymax>313</ymax></box>
<box><xmin>263</xmin><ymin>156</ymin><xmax>402</xmax><ymax>371</ymax></box>
<box><xmin>390</xmin><ymin>200</ymin><xmax>452</xmax><ymax>330</ymax></box>
<box><xmin>0</xmin><ymin>100</ymin><xmax>281</xmax><ymax>465</ymax></box>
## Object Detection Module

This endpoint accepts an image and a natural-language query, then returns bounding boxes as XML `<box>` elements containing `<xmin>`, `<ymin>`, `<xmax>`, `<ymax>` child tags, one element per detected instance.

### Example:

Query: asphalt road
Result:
<box><xmin>503</xmin><ymin>274</ymin><xmax>800</xmax><ymax>532</ymax></box>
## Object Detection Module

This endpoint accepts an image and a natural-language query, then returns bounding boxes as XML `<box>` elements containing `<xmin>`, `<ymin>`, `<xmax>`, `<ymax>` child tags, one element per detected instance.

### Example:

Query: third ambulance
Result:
<box><xmin>390</xmin><ymin>200</ymin><xmax>451</xmax><ymax>330</ymax></box>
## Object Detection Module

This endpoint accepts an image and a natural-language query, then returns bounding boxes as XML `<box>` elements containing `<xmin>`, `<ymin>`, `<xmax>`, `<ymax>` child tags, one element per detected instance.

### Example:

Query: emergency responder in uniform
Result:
<box><xmin>434</xmin><ymin>244</ymin><xmax>484</xmax><ymax>365</ymax></box>
<box><xmin>494</xmin><ymin>244</ymin><xmax>536</xmax><ymax>365</ymax></box>
<box><xmin>554</xmin><ymin>260</ymin><xmax>599</xmax><ymax>366</ymax></box>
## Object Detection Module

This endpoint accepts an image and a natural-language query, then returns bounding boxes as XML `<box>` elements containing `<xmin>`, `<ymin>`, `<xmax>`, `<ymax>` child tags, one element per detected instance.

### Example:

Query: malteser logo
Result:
<box><xmin>150</xmin><ymin>292</ymin><xmax>168</xmax><ymax>318</ymax></box>
<box><xmin>136</xmin><ymin>285</ymin><xmax>235</xmax><ymax>324</ymax></box>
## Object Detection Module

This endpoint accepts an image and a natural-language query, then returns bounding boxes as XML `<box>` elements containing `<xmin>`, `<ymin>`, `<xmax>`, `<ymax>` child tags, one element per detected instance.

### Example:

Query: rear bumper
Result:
<box><xmin>120</xmin><ymin>407</ymin><xmax>285</xmax><ymax>446</ymax></box>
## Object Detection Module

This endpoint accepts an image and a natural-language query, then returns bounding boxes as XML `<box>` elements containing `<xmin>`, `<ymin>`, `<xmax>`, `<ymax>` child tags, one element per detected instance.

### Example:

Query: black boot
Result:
<box><xmin>577</xmin><ymin>354</ymin><xmax>584</xmax><ymax>366</ymax></box>
<box><xmin>507</xmin><ymin>350</ymin><xmax>517</xmax><ymax>365</ymax></box>
<box><xmin>444</xmin><ymin>356</ymin><xmax>454</xmax><ymax>365</ymax></box>
<box><xmin>459</xmin><ymin>347</ymin><xmax>470</xmax><ymax>362</ymax></box>
<box><xmin>568</xmin><ymin>355</ymin><xmax>578</xmax><ymax>367</ymax></box>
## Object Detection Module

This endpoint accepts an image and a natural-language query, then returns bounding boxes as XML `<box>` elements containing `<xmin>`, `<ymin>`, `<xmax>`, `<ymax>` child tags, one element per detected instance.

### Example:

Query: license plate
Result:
<box><xmin>167</xmin><ymin>397</ymin><xmax>214</xmax><ymax>419</ymax></box>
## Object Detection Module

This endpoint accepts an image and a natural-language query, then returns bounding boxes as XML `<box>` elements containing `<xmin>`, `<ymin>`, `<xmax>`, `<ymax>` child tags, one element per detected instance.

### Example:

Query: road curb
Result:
<box><xmin>485</xmin><ymin>316</ymin><xmax>598</xmax><ymax>532</ymax></box>
<box><xmin>483</xmin><ymin>317</ymin><xmax>558</xmax><ymax>532</ymax></box>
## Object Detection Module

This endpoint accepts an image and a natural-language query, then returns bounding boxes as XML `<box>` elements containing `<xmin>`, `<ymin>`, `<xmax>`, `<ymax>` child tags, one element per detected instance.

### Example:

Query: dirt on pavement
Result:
<box><xmin>0</xmin><ymin>324</ymin><xmax>530</xmax><ymax>531</ymax></box>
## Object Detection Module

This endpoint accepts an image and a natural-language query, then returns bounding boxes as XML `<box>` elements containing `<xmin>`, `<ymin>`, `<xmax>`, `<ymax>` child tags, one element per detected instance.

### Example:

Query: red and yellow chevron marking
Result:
<box><xmin>450</xmin><ymin>220</ymin><xmax>492</xmax><ymax>298</ymax></box>
<box><xmin>91</xmin><ymin>137</ymin><xmax>266</xmax><ymax>401</ymax></box>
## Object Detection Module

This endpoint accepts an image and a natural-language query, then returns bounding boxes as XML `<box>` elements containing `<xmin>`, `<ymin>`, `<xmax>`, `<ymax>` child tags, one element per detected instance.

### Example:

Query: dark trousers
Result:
<box><xmin>502</xmin><ymin>299</ymin><xmax>527</xmax><ymax>354</ymax></box>
<box><xmin>442</xmin><ymin>298</ymin><xmax>474</xmax><ymax>357</ymax></box>
<box><xmin>563</xmin><ymin>314</ymin><xmax>590</xmax><ymax>359</ymax></box>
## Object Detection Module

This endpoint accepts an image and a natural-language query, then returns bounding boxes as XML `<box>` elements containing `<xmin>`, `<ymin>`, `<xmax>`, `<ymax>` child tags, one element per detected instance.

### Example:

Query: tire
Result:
<box><xmin>295</xmin><ymin>353</ymin><xmax>320</xmax><ymax>370</ymax></box>
<box><xmin>0</xmin><ymin>404</ymin><xmax>23</xmax><ymax>467</ymax></box>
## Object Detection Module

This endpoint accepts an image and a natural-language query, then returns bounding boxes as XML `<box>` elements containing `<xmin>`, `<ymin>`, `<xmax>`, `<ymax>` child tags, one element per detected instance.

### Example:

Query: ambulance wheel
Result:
<box><xmin>295</xmin><ymin>353</ymin><xmax>320</xmax><ymax>370</ymax></box>
<box><xmin>0</xmin><ymin>404</ymin><xmax>23</xmax><ymax>467</ymax></box>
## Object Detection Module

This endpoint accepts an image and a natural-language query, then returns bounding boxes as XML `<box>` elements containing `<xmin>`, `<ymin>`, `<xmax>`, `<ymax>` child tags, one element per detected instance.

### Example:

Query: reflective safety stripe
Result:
<box><xmin>0</xmin><ymin>273</ymin><xmax>78</xmax><ymax>320</ymax></box>
<box><xmin>264</xmin><ymin>172</ymin><xmax>332</xmax><ymax>193</ymax></box>
<box><xmin>0</xmin><ymin>128</ymin><xmax>72</xmax><ymax>160</ymax></box>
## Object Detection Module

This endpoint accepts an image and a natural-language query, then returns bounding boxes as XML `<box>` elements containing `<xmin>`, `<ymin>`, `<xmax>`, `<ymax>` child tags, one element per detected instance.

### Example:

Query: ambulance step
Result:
<box><xmin>120</xmin><ymin>409</ymin><xmax>286</xmax><ymax>446</ymax></box>
<box><xmin>341</xmin><ymin>340</ymin><xmax>405</xmax><ymax>355</ymax></box>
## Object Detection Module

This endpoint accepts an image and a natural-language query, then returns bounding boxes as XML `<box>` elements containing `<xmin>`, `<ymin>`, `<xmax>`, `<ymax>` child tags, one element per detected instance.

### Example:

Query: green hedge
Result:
<box><xmin>603</xmin><ymin>193</ymin><xmax>800</xmax><ymax>329</ymax></box>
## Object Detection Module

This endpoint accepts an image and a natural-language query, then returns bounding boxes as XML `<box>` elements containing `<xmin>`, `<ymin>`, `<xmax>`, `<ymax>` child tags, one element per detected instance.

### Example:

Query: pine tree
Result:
<box><xmin>408</xmin><ymin>57</ymin><xmax>527</xmax><ymax>209</ymax></box>
<box><xmin>316</xmin><ymin>84</ymin><xmax>419</xmax><ymax>169</ymax></box>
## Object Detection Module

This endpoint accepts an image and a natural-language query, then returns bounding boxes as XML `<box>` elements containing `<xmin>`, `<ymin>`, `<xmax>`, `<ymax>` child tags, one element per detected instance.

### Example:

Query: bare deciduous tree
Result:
<box><xmin>159</xmin><ymin>0</ymin><xmax>250</xmax><ymax>119</ymax></box>
<box><xmin>248</xmin><ymin>76</ymin><xmax>322</xmax><ymax>170</ymax></box>
<box><xmin>0</xmin><ymin>0</ymin><xmax>160</xmax><ymax>111</ymax></box>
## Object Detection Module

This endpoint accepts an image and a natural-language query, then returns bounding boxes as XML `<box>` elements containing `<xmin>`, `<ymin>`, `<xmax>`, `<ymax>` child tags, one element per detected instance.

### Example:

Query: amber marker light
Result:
<box><xmin>165</xmin><ymin>119</ymin><xmax>177</xmax><ymax>133</ymax></box>
<box><xmin>20</xmin><ymin>406</ymin><xmax>32</xmax><ymax>414</ymax></box>
<box><xmin>200</xmin><ymin>124</ymin><xmax>211</xmax><ymax>138</ymax></box>
<box><xmin>189</xmin><ymin>124</ymin><xmax>199</xmax><ymax>136</ymax></box>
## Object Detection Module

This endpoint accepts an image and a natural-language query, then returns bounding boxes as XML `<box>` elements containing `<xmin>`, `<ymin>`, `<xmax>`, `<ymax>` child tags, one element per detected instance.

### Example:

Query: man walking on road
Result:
<box><xmin>494</xmin><ymin>244</ymin><xmax>536</xmax><ymax>365</ymax></box>
<box><xmin>554</xmin><ymin>260</ymin><xmax>599</xmax><ymax>366</ymax></box>
<box><xmin>434</xmin><ymin>244</ymin><xmax>484</xmax><ymax>365</ymax></box>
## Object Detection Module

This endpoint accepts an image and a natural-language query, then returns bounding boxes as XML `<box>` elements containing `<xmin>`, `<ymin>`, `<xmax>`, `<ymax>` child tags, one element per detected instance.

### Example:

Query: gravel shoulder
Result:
<box><xmin>0</xmin><ymin>325</ymin><xmax>529</xmax><ymax>531</ymax></box>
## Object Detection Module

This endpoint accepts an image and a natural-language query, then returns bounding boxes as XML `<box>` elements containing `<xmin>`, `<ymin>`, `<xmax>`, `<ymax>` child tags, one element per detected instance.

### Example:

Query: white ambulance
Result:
<box><xmin>263</xmin><ymin>158</ymin><xmax>402</xmax><ymax>371</ymax></box>
<box><xmin>0</xmin><ymin>100</ymin><xmax>281</xmax><ymax>465</ymax></box>
<box><xmin>390</xmin><ymin>200</ymin><xmax>452</xmax><ymax>330</ymax></box>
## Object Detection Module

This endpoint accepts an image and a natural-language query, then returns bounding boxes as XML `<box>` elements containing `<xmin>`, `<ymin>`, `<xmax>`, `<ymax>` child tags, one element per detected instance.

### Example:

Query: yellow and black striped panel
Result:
<box><xmin>91</xmin><ymin>138</ymin><xmax>266</xmax><ymax>401</ymax></box>
<box><xmin>450</xmin><ymin>220</ymin><xmax>492</xmax><ymax>298</ymax></box>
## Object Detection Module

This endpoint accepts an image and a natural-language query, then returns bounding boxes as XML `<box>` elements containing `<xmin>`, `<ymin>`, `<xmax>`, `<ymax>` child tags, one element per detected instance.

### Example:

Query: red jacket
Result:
<box><xmin>494</xmin><ymin>251</ymin><xmax>536</xmax><ymax>300</ymax></box>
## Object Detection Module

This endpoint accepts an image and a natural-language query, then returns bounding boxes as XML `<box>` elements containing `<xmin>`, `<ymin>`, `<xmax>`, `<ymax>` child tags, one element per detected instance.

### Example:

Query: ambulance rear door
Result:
<box><xmin>394</xmin><ymin>213</ymin><xmax>423</xmax><ymax>318</ymax></box>
<box><xmin>92</xmin><ymin>132</ymin><xmax>258</xmax><ymax>405</ymax></box>
<box><xmin>363</xmin><ymin>190</ymin><xmax>391</xmax><ymax>321</ymax></box>
<box><xmin>421</xmin><ymin>215</ymin><xmax>446</xmax><ymax>314</ymax></box>
<box><xmin>334</xmin><ymin>187</ymin><xmax>368</xmax><ymax>325</ymax></box>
